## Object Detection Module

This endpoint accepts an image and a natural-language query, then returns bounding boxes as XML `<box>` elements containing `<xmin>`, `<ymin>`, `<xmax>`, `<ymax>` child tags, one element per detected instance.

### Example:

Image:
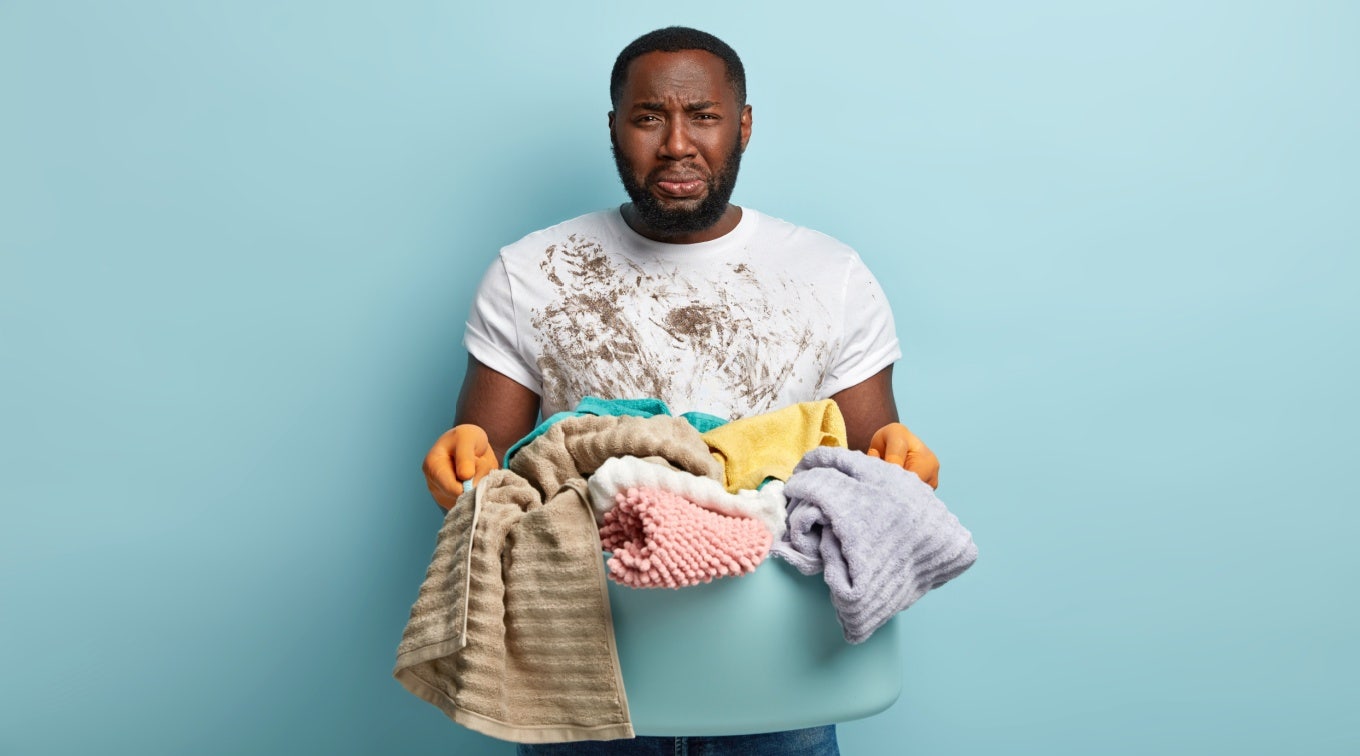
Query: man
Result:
<box><xmin>422</xmin><ymin>26</ymin><xmax>939</xmax><ymax>755</ymax></box>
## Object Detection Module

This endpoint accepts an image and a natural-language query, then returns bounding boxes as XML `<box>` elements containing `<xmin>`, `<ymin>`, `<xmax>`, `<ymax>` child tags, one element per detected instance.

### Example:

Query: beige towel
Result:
<box><xmin>393</xmin><ymin>471</ymin><xmax>633</xmax><ymax>743</ymax></box>
<box><xmin>510</xmin><ymin>414</ymin><xmax>724</xmax><ymax>495</ymax></box>
<box><xmin>394</xmin><ymin>414</ymin><xmax>720</xmax><ymax>743</ymax></box>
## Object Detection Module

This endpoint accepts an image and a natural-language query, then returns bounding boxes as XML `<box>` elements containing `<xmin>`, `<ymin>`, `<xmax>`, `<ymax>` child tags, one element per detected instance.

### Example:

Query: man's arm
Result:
<box><xmin>422</xmin><ymin>356</ymin><xmax>540</xmax><ymax>508</ymax></box>
<box><xmin>830</xmin><ymin>364</ymin><xmax>940</xmax><ymax>488</ymax></box>
<box><xmin>453</xmin><ymin>356</ymin><xmax>541</xmax><ymax>457</ymax></box>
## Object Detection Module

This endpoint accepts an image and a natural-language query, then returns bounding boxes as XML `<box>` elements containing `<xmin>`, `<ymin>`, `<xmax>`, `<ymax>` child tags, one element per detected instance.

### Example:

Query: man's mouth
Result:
<box><xmin>653</xmin><ymin>177</ymin><xmax>707</xmax><ymax>198</ymax></box>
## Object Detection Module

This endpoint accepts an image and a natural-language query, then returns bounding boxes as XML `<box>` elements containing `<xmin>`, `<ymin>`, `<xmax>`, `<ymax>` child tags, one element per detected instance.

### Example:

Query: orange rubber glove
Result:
<box><xmin>867</xmin><ymin>422</ymin><xmax>940</xmax><ymax>489</ymax></box>
<box><xmin>422</xmin><ymin>423</ymin><xmax>500</xmax><ymax>510</ymax></box>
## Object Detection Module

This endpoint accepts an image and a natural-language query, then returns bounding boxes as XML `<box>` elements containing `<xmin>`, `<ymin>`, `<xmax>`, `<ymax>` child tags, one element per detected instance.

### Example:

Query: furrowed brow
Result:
<box><xmin>629</xmin><ymin>100</ymin><xmax>721</xmax><ymax>112</ymax></box>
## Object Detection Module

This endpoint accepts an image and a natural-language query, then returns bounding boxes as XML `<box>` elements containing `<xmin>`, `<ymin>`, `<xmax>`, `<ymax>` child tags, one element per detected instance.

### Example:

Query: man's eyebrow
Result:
<box><xmin>630</xmin><ymin>100</ymin><xmax>722</xmax><ymax>112</ymax></box>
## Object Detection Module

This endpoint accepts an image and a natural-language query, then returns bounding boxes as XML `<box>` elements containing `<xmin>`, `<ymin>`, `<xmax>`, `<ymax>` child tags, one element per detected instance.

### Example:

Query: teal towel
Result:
<box><xmin>678</xmin><ymin>410</ymin><xmax>729</xmax><ymax>434</ymax></box>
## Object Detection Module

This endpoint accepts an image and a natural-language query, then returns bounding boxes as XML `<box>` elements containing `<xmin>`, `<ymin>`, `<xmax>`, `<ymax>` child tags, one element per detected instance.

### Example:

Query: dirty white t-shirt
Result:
<box><xmin>464</xmin><ymin>207</ymin><xmax>900</xmax><ymax>420</ymax></box>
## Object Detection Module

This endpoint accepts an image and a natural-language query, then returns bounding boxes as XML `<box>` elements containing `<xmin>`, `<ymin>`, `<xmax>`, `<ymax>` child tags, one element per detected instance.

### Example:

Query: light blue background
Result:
<box><xmin>3</xmin><ymin>1</ymin><xmax>1357</xmax><ymax>754</ymax></box>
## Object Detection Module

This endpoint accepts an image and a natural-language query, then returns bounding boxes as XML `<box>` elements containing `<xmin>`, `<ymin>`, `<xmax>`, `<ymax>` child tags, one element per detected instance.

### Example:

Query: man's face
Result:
<box><xmin>609</xmin><ymin>50</ymin><xmax>752</xmax><ymax>240</ymax></box>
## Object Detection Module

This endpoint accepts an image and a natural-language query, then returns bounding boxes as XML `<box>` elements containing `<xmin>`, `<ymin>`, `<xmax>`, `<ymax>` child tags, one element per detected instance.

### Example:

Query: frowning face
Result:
<box><xmin>609</xmin><ymin>49</ymin><xmax>752</xmax><ymax>243</ymax></box>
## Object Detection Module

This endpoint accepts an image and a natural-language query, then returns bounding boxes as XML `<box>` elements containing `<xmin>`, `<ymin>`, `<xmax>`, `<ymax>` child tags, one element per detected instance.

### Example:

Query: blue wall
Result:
<box><xmin>3</xmin><ymin>2</ymin><xmax>1356</xmax><ymax>754</ymax></box>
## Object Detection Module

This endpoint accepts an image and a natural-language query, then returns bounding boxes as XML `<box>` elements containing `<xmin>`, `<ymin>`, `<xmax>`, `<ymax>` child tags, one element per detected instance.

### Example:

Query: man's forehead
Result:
<box><xmin>619</xmin><ymin>49</ymin><xmax>736</xmax><ymax>104</ymax></box>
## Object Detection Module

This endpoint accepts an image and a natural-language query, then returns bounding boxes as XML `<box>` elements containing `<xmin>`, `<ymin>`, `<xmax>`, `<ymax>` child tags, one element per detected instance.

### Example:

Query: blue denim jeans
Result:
<box><xmin>515</xmin><ymin>725</ymin><xmax>839</xmax><ymax>755</ymax></box>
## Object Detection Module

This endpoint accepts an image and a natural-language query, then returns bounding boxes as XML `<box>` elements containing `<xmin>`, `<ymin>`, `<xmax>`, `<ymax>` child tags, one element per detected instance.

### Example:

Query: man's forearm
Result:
<box><xmin>829</xmin><ymin>365</ymin><xmax>900</xmax><ymax>452</ymax></box>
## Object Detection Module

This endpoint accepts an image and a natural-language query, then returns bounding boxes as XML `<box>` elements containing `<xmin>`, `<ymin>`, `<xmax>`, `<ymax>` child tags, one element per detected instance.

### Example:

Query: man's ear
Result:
<box><xmin>608</xmin><ymin>111</ymin><xmax>616</xmax><ymax>131</ymax></box>
<box><xmin>739</xmin><ymin>104</ymin><xmax>753</xmax><ymax>152</ymax></box>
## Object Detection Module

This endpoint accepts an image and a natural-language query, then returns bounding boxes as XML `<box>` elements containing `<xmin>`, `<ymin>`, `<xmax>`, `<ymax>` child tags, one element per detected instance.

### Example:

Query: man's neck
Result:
<box><xmin>619</xmin><ymin>203</ymin><xmax>743</xmax><ymax>244</ymax></box>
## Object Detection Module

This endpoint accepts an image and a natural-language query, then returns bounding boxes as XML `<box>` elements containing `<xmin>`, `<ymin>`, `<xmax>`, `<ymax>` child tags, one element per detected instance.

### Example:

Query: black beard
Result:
<box><xmin>611</xmin><ymin>134</ymin><xmax>743</xmax><ymax>238</ymax></box>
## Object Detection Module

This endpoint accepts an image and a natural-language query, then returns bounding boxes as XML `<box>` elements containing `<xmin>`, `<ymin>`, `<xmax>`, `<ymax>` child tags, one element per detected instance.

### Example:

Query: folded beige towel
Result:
<box><xmin>509</xmin><ymin>414</ymin><xmax>724</xmax><ymax>495</ymax></box>
<box><xmin>394</xmin><ymin>414</ymin><xmax>721</xmax><ymax>743</ymax></box>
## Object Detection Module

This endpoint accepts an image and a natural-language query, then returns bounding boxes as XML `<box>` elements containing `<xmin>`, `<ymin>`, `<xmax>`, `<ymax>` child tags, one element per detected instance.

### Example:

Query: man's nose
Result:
<box><xmin>659</xmin><ymin>120</ymin><xmax>697</xmax><ymax>160</ymax></box>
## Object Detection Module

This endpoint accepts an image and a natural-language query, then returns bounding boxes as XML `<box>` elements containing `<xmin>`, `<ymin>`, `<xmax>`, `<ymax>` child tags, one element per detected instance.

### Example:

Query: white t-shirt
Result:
<box><xmin>465</xmin><ymin>207</ymin><xmax>900</xmax><ymax>420</ymax></box>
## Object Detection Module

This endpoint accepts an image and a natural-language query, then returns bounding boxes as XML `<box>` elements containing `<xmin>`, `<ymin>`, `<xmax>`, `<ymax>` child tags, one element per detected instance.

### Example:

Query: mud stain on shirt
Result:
<box><xmin>531</xmin><ymin>235</ymin><xmax>831</xmax><ymax>417</ymax></box>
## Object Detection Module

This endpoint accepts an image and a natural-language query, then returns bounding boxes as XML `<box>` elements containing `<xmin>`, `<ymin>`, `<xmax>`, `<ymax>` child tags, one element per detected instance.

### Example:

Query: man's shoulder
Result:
<box><xmin>744</xmin><ymin>208</ymin><xmax>863</xmax><ymax>264</ymax></box>
<box><xmin>499</xmin><ymin>209</ymin><xmax>619</xmax><ymax>260</ymax></box>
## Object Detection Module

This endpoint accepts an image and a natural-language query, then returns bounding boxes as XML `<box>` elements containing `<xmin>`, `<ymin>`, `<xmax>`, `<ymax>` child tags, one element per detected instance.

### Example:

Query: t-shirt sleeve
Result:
<box><xmin>462</xmin><ymin>254</ymin><xmax>542</xmax><ymax>394</ymax></box>
<box><xmin>819</xmin><ymin>254</ymin><xmax>902</xmax><ymax>397</ymax></box>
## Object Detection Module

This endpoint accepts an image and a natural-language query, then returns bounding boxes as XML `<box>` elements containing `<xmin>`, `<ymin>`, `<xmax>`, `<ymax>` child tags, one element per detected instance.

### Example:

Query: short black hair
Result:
<box><xmin>610</xmin><ymin>26</ymin><xmax>746</xmax><ymax>108</ymax></box>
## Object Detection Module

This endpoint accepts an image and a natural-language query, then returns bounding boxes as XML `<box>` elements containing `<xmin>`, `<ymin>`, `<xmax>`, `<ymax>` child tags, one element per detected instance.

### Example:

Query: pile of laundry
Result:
<box><xmin>393</xmin><ymin>397</ymin><xmax>977</xmax><ymax>744</ymax></box>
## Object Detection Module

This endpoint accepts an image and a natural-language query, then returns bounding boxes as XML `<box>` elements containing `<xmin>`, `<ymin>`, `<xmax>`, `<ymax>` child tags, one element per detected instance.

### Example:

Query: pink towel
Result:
<box><xmin>599</xmin><ymin>486</ymin><xmax>773</xmax><ymax>589</ymax></box>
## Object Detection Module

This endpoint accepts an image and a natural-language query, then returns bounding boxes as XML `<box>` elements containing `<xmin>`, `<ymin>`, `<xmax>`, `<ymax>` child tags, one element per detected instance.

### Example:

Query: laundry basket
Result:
<box><xmin>605</xmin><ymin>556</ymin><xmax>903</xmax><ymax>736</ymax></box>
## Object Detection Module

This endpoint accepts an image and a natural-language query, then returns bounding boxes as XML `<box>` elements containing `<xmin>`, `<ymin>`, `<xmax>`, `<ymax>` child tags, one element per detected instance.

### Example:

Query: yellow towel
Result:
<box><xmin>701</xmin><ymin>400</ymin><xmax>848</xmax><ymax>492</ymax></box>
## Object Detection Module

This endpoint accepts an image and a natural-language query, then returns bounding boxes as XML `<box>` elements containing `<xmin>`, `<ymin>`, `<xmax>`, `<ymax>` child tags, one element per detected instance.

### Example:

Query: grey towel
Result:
<box><xmin>773</xmin><ymin>447</ymin><xmax>978</xmax><ymax>643</ymax></box>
